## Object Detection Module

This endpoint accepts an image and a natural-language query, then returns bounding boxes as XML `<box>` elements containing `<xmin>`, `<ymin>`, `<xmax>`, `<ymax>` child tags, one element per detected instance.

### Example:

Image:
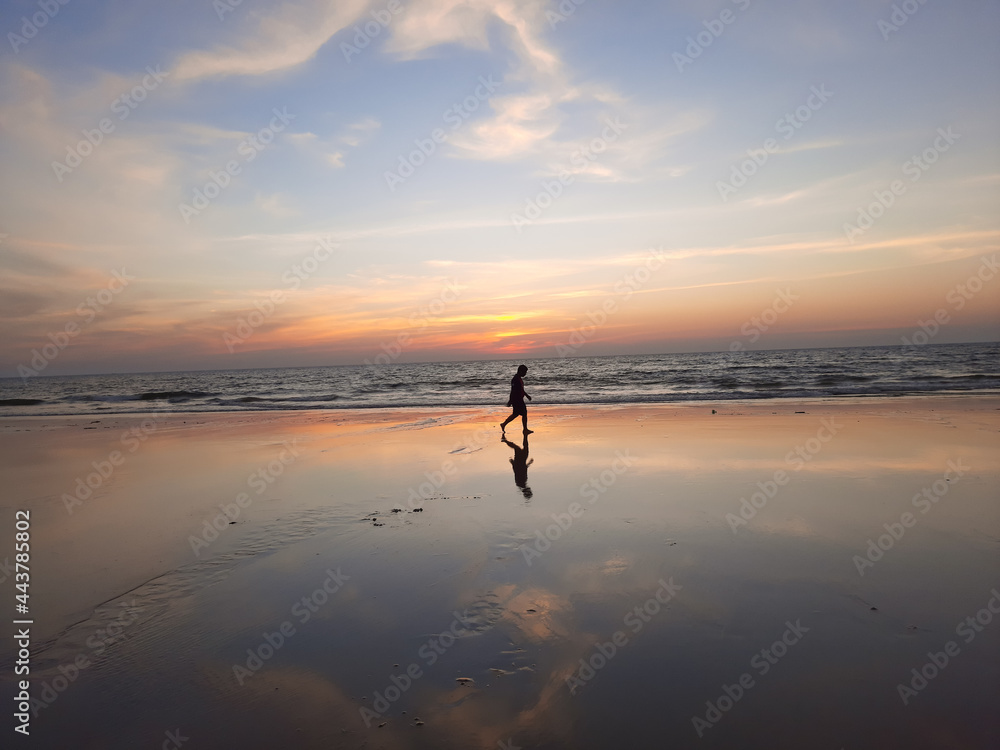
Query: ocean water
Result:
<box><xmin>0</xmin><ymin>342</ymin><xmax>996</xmax><ymax>417</ymax></box>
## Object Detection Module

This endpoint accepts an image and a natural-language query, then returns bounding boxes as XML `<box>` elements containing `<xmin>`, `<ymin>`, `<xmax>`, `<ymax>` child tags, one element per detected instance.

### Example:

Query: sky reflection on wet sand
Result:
<box><xmin>3</xmin><ymin>399</ymin><xmax>998</xmax><ymax>748</ymax></box>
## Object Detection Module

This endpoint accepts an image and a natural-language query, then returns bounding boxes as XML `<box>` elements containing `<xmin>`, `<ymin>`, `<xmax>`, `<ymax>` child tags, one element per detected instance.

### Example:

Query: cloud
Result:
<box><xmin>449</xmin><ymin>92</ymin><xmax>562</xmax><ymax>160</ymax></box>
<box><xmin>383</xmin><ymin>0</ymin><xmax>577</xmax><ymax>160</ymax></box>
<box><xmin>0</xmin><ymin>288</ymin><xmax>53</xmax><ymax>319</ymax></box>
<box><xmin>339</xmin><ymin>117</ymin><xmax>381</xmax><ymax>146</ymax></box>
<box><xmin>0</xmin><ymin>64</ymin><xmax>191</xmax><ymax>260</ymax></box>
<box><xmin>775</xmin><ymin>138</ymin><xmax>845</xmax><ymax>156</ymax></box>
<box><xmin>172</xmin><ymin>0</ymin><xmax>370</xmax><ymax>82</ymax></box>
<box><xmin>254</xmin><ymin>192</ymin><xmax>300</xmax><ymax>217</ymax></box>
<box><xmin>287</xmin><ymin>117</ymin><xmax>380</xmax><ymax>168</ymax></box>
<box><xmin>383</xmin><ymin>0</ymin><xmax>514</xmax><ymax>59</ymax></box>
<box><xmin>381</xmin><ymin>1</ymin><xmax>706</xmax><ymax>182</ymax></box>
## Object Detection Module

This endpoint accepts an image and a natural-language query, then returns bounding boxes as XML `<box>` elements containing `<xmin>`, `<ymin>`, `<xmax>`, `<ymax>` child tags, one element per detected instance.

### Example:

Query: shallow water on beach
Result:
<box><xmin>3</xmin><ymin>403</ymin><xmax>999</xmax><ymax>749</ymax></box>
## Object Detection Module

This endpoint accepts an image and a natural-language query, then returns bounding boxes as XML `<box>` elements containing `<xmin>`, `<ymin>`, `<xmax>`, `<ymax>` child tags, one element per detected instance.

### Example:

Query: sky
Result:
<box><xmin>0</xmin><ymin>0</ymin><xmax>998</xmax><ymax>376</ymax></box>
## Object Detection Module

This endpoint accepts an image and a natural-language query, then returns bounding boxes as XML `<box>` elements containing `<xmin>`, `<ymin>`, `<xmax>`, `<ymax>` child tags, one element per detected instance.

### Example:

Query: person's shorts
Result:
<box><xmin>511</xmin><ymin>400</ymin><xmax>527</xmax><ymax>416</ymax></box>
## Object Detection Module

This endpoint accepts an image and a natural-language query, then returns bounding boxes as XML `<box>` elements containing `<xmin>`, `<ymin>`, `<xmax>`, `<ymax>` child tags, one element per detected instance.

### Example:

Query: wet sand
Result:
<box><xmin>2</xmin><ymin>397</ymin><xmax>999</xmax><ymax>749</ymax></box>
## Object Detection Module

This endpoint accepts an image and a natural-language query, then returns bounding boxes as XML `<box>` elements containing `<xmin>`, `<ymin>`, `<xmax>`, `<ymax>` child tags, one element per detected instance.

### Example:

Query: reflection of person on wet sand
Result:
<box><xmin>501</xmin><ymin>364</ymin><xmax>533</xmax><ymax>434</ymax></box>
<box><xmin>502</xmin><ymin>433</ymin><xmax>533</xmax><ymax>499</ymax></box>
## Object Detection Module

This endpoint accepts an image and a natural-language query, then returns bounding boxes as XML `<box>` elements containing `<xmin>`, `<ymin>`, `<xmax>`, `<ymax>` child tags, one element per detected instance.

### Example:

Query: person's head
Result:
<box><xmin>517</xmin><ymin>364</ymin><xmax>528</xmax><ymax>377</ymax></box>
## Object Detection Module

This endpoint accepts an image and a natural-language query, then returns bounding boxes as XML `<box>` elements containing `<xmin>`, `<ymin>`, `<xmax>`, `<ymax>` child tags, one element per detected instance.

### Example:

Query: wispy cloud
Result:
<box><xmin>172</xmin><ymin>0</ymin><xmax>370</xmax><ymax>82</ymax></box>
<box><xmin>287</xmin><ymin>116</ymin><xmax>380</xmax><ymax>169</ymax></box>
<box><xmin>385</xmin><ymin>0</ymin><xmax>596</xmax><ymax>163</ymax></box>
<box><xmin>254</xmin><ymin>192</ymin><xmax>300</xmax><ymax>217</ymax></box>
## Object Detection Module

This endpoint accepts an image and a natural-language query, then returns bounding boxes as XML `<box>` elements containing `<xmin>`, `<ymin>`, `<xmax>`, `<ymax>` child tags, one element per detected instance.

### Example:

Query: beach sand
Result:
<box><xmin>2</xmin><ymin>396</ymin><xmax>998</xmax><ymax>748</ymax></box>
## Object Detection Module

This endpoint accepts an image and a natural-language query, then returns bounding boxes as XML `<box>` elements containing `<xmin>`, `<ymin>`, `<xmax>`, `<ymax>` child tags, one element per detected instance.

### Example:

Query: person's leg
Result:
<box><xmin>521</xmin><ymin>412</ymin><xmax>532</xmax><ymax>434</ymax></box>
<box><xmin>501</xmin><ymin>410</ymin><xmax>515</xmax><ymax>430</ymax></box>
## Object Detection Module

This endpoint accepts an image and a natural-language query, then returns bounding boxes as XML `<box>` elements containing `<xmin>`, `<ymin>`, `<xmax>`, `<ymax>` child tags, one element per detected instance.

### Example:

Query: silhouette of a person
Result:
<box><xmin>501</xmin><ymin>364</ymin><xmax>533</xmax><ymax>434</ymax></box>
<box><xmin>502</xmin><ymin>433</ymin><xmax>533</xmax><ymax>499</ymax></box>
